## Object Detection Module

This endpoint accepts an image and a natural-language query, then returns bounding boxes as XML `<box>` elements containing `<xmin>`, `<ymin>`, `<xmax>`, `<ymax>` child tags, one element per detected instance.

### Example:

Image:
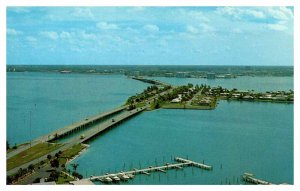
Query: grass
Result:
<box><xmin>56</xmin><ymin>172</ymin><xmax>75</xmax><ymax>184</ymax></box>
<box><xmin>7</xmin><ymin>142</ymin><xmax>62</xmax><ymax>171</ymax></box>
<box><xmin>218</xmin><ymin>96</ymin><xmax>293</xmax><ymax>104</ymax></box>
<box><xmin>7</xmin><ymin>142</ymin><xmax>30</xmax><ymax>153</ymax></box>
<box><xmin>162</xmin><ymin>102</ymin><xmax>215</xmax><ymax>110</ymax></box>
<box><xmin>58</xmin><ymin>143</ymin><xmax>86</xmax><ymax>165</ymax></box>
<box><xmin>135</xmin><ymin>102</ymin><xmax>146</xmax><ymax>108</ymax></box>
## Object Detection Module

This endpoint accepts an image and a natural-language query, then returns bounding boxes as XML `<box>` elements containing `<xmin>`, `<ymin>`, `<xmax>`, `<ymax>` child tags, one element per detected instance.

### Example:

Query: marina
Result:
<box><xmin>82</xmin><ymin>157</ymin><xmax>212</xmax><ymax>184</ymax></box>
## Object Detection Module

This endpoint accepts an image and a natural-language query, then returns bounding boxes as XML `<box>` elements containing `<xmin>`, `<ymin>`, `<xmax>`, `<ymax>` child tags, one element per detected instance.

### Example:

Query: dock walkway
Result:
<box><xmin>81</xmin><ymin>157</ymin><xmax>212</xmax><ymax>184</ymax></box>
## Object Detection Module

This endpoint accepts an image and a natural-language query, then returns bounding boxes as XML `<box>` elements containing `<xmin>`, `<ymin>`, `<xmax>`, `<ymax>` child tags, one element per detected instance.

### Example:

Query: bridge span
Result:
<box><xmin>7</xmin><ymin>105</ymin><xmax>127</xmax><ymax>160</ymax></box>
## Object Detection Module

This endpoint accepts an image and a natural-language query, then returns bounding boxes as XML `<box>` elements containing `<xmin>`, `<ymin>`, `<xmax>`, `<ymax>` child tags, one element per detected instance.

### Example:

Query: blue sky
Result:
<box><xmin>7</xmin><ymin>7</ymin><xmax>293</xmax><ymax>65</ymax></box>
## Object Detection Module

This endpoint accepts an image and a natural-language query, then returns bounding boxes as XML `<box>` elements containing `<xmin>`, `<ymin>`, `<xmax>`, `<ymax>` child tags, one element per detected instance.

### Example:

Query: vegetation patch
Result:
<box><xmin>58</xmin><ymin>143</ymin><xmax>86</xmax><ymax>165</ymax></box>
<box><xmin>7</xmin><ymin>143</ymin><xmax>62</xmax><ymax>171</ymax></box>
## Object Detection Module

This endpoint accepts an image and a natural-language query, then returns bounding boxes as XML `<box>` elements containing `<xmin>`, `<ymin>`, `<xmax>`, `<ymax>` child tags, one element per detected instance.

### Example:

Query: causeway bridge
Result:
<box><xmin>130</xmin><ymin>76</ymin><xmax>172</xmax><ymax>87</ymax></box>
<box><xmin>7</xmin><ymin>106</ymin><xmax>146</xmax><ymax>176</ymax></box>
<box><xmin>7</xmin><ymin>105</ymin><xmax>127</xmax><ymax>160</ymax></box>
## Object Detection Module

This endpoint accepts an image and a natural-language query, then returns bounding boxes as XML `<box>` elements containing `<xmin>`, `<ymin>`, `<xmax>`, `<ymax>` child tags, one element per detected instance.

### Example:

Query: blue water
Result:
<box><xmin>70</xmin><ymin>101</ymin><xmax>293</xmax><ymax>185</ymax></box>
<box><xmin>6</xmin><ymin>72</ymin><xmax>148</xmax><ymax>145</ymax></box>
<box><xmin>152</xmin><ymin>76</ymin><xmax>293</xmax><ymax>92</ymax></box>
<box><xmin>6</xmin><ymin>72</ymin><xmax>294</xmax><ymax>184</ymax></box>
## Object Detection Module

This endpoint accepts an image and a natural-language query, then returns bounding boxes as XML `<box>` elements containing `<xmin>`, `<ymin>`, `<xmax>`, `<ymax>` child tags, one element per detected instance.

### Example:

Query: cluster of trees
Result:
<box><xmin>126</xmin><ymin>85</ymin><xmax>171</xmax><ymax>104</ymax></box>
<box><xmin>6</xmin><ymin>141</ymin><xmax>18</xmax><ymax>151</ymax></box>
<box><xmin>70</xmin><ymin>163</ymin><xmax>83</xmax><ymax>179</ymax></box>
<box><xmin>7</xmin><ymin>147</ymin><xmax>86</xmax><ymax>184</ymax></box>
<box><xmin>203</xmin><ymin>86</ymin><xmax>293</xmax><ymax>102</ymax></box>
<box><xmin>157</xmin><ymin>83</ymin><xmax>200</xmax><ymax>103</ymax></box>
<box><xmin>7</xmin><ymin>164</ymin><xmax>35</xmax><ymax>184</ymax></box>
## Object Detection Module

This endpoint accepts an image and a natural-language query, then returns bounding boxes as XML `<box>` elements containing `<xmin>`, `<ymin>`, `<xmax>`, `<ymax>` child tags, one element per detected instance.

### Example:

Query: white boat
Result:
<box><xmin>112</xmin><ymin>176</ymin><xmax>120</xmax><ymax>181</ymax></box>
<box><xmin>127</xmin><ymin>173</ymin><xmax>135</xmax><ymax>179</ymax></box>
<box><xmin>118</xmin><ymin>173</ymin><xmax>130</xmax><ymax>181</ymax></box>
<box><xmin>104</xmin><ymin>177</ymin><xmax>113</xmax><ymax>183</ymax></box>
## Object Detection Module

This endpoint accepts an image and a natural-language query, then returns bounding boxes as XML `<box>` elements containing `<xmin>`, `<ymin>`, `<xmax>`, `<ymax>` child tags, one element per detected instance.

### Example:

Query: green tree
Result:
<box><xmin>49</xmin><ymin>170</ymin><xmax>60</xmax><ymax>181</ymax></box>
<box><xmin>12</xmin><ymin>144</ymin><xmax>17</xmax><ymax>149</ymax></box>
<box><xmin>50</xmin><ymin>158</ymin><xmax>60</xmax><ymax>168</ymax></box>
<box><xmin>7</xmin><ymin>176</ymin><xmax>13</xmax><ymax>184</ymax></box>
<box><xmin>47</xmin><ymin>154</ymin><xmax>52</xmax><ymax>160</ymax></box>
<box><xmin>6</xmin><ymin>141</ymin><xmax>10</xmax><ymax>150</ymax></box>
<box><xmin>71</xmin><ymin>163</ymin><xmax>79</xmax><ymax>173</ymax></box>
<box><xmin>28</xmin><ymin>164</ymin><xmax>34</xmax><ymax>171</ymax></box>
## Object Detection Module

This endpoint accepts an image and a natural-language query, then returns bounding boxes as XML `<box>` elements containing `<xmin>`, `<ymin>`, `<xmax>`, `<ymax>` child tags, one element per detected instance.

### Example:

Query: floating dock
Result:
<box><xmin>83</xmin><ymin>157</ymin><xmax>212</xmax><ymax>184</ymax></box>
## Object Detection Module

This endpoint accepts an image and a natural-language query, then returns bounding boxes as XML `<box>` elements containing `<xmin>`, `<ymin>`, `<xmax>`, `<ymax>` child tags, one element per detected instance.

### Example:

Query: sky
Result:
<box><xmin>6</xmin><ymin>7</ymin><xmax>294</xmax><ymax>66</ymax></box>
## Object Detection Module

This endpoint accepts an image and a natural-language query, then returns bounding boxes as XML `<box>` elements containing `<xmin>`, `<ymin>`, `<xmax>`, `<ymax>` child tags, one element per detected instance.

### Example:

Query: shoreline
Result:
<box><xmin>66</xmin><ymin>144</ymin><xmax>90</xmax><ymax>165</ymax></box>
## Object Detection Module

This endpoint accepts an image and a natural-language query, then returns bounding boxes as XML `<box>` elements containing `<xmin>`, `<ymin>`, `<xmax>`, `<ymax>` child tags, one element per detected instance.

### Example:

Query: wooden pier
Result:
<box><xmin>175</xmin><ymin>157</ymin><xmax>213</xmax><ymax>170</ymax></box>
<box><xmin>241</xmin><ymin>173</ymin><xmax>273</xmax><ymax>185</ymax></box>
<box><xmin>82</xmin><ymin>157</ymin><xmax>212</xmax><ymax>184</ymax></box>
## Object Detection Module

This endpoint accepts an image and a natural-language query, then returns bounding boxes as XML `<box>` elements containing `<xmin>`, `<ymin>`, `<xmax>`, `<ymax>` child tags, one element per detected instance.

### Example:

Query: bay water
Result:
<box><xmin>6</xmin><ymin>72</ymin><xmax>293</xmax><ymax>184</ymax></box>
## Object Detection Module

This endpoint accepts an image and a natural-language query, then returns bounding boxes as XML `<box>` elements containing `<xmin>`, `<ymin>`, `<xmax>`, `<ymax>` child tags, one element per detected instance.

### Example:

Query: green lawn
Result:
<box><xmin>7</xmin><ymin>142</ymin><xmax>62</xmax><ymax>171</ymax></box>
<box><xmin>58</xmin><ymin>143</ymin><xmax>86</xmax><ymax>165</ymax></box>
<box><xmin>162</xmin><ymin>102</ymin><xmax>215</xmax><ymax>110</ymax></box>
<box><xmin>56</xmin><ymin>172</ymin><xmax>75</xmax><ymax>184</ymax></box>
<box><xmin>7</xmin><ymin>142</ymin><xmax>30</xmax><ymax>153</ymax></box>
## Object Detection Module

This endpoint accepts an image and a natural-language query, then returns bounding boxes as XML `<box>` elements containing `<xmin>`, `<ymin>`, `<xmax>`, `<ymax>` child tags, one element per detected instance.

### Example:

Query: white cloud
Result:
<box><xmin>200</xmin><ymin>23</ymin><xmax>215</xmax><ymax>33</ymax></box>
<box><xmin>216</xmin><ymin>7</ymin><xmax>265</xmax><ymax>20</ymax></box>
<box><xmin>26</xmin><ymin>36</ymin><xmax>37</xmax><ymax>42</ymax></box>
<box><xmin>186</xmin><ymin>24</ymin><xmax>214</xmax><ymax>34</ymax></box>
<box><xmin>127</xmin><ymin>7</ymin><xmax>146</xmax><ymax>13</ymax></box>
<box><xmin>40</xmin><ymin>31</ymin><xmax>59</xmax><ymax>40</ymax></box>
<box><xmin>7</xmin><ymin>28</ymin><xmax>23</xmax><ymax>35</ymax></box>
<box><xmin>25</xmin><ymin>36</ymin><xmax>37</xmax><ymax>46</ymax></box>
<box><xmin>60</xmin><ymin>31</ymin><xmax>72</xmax><ymax>39</ymax></box>
<box><xmin>80</xmin><ymin>31</ymin><xmax>97</xmax><ymax>40</ymax></box>
<box><xmin>266</xmin><ymin>7</ymin><xmax>293</xmax><ymax>21</ymax></box>
<box><xmin>176</xmin><ymin>9</ymin><xmax>210</xmax><ymax>23</ymax></box>
<box><xmin>71</xmin><ymin>8</ymin><xmax>94</xmax><ymax>20</ymax></box>
<box><xmin>97</xmin><ymin>22</ymin><xmax>119</xmax><ymax>30</ymax></box>
<box><xmin>217</xmin><ymin>7</ymin><xmax>293</xmax><ymax>22</ymax></box>
<box><xmin>10</xmin><ymin>7</ymin><xmax>30</xmax><ymax>13</ymax></box>
<box><xmin>267</xmin><ymin>23</ymin><xmax>288</xmax><ymax>31</ymax></box>
<box><xmin>232</xmin><ymin>28</ymin><xmax>242</xmax><ymax>34</ymax></box>
<box><xmin>187</xmin><ymin>25</ymin><xmax>199</xmax><ymax>34</ymax></box>
<box><xmin>143</xmin><ymin>24</ymin><xmax>159</xmax><ymax>33</ymax></box>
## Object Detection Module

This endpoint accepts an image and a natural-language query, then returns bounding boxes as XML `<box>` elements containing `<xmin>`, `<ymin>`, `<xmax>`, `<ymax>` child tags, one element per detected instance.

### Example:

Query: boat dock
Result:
<box><xmin>241</xmin><ymin>173</ymin><xmax>273</xmax><ymax>185</ymax></box>
<box><xmin>175</xmin><ymin>157</ymin><xmax>213</xmax><ymax>170</ymax></box>
<box><xmin>83</xmin><ymin>157</ymin><xmax>212</xmax><ymax>184</ymax></box>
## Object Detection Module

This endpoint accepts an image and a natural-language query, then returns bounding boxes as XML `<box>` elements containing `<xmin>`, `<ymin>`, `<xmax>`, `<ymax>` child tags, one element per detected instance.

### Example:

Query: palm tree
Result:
<box><xmin>71</xmin><ymin>163</ymin><xmax>79</xmax><ymax>173</ymax></box>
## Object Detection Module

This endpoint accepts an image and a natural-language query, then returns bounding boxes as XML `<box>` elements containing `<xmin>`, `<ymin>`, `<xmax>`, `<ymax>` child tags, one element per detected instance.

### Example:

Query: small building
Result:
<box><xmin>220</xmin><ymin>93</ymin><xmax>229</xmax><ymax>96</ymax></box>
<box><xmin>225</xmin><ymin>74</ymin><xmax>233</xmax><ymax>79</ymax></box>
<box><xmin>175</xmin><ymin>72</ymin><xmax>189</xmax><ymax>78</ymax></box>
<box><xmin>232</xmin><ymin>93</ymin><xmax>241</xmax><ymax>98</ymax></box>
<box><xmin>171</xmin><ymin>94</ymin><xmax>182</xmax><ymax>103</ymax></box>
<box><xmin>165</xmin><ymin>73</ymin><xmax>174</xmax><ymax>77</ymax></box>
<box><xmin>243</xmin><ymin>95</ymin><xmax>254</xmax><ymax>100</ymax></box>
<box><xmin>171</xmin><ymin>98</ymin><xmax>181</xmax><ymax>103</ymax></box>
<box><xmin>207</xmin><ymin>73</ymin><xmax>216</xmax><ymax>79</ymax></box>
